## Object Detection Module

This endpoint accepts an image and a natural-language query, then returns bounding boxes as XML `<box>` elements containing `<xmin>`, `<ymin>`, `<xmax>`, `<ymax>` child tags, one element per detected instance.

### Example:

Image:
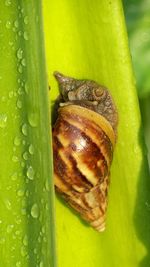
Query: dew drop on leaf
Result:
<box><xmin>31</xmin><ymin>203</ymin><xmax>39</xmax><ymax>218</ymax></box>
<box><xmin>24</xmin><ymin>83</ymin><xmax>29</xmax><ymax>94</ymax></box>
<box><xmin>9</xmin><ymin>91</ymin><xmax>14</xmax><ymax>98</ymax></box>
<box><xmin>14</xmin><ymin>136</ymin><xmax>21</xmax><ymax>146</ymax></box>
<box><xmin>16</xmin><ymin>99</ymin><xmax>22</xmax><ymax>109</ymax></box>
<box><xmin>21</xmin><ymin>58</ymin><xmax>26</xmax><ymax>66</ymax></box>
<box><xmin>29</xmin><ymin>144</ymin><xmax>34</xmax><ymax>155</ymax></box>
<box><xmin>23</xmin><ymin>151</ymin><xmax>28</xmax><ymax>160</ymax></box>
<box><xmin>12</xmin><ymin>155</ymin><xmax>19</xmax><ymax>162</ymax></box>
<box><xmin>26</xmin><ymin>166</ymin><xmax>34</xmax><ymax>180</ymax></box>
<box><xmin>17</xmin><ymin>48</ymin><xmax>23</xmax><ymax>59</ymax></box>
<box><xmin>28</xmin><ymin>113</ymin><xmax>38</xmax><ymax>127</ymax></box>
<box><xmin>23</xmin><ymin>235</ymin><xmax>28</xmax><ymax>246</ymax></box>
<box><xmin>22</xmin><ymin>123</ymin><xmax>28</xmax><ymax>136</ymax></box>
<box><xmin>6</xmin><ymin>224</ymin><xmax>14</xmax><ymax>234</ymax></box>
<box><xmin>23</xmin><ymin>31</ymin><xmax>28</xmax><ymax>40</ymax></box>
<box><xmin>0</xmin><ymin>113</ymin><xmax>7</xmax><ymax>128</ymax></box>
<box><xmin>16</xmin><ymin>261</ymin><xmax>21</xmax><ymax>267</ymax></box>
<box><xmin>18</xmin><ymin>65</ymin><xmax>23</xmax><ymax>73</ymax></box>
<box><xmin>5</xmin><ymin>199</ymin><xmax>12</xmax><ymax>210</ymax></box>
<box><xmin>24</xmin><ymin>16</ymin><xmax>28</xmax><ymax>25</ymax></box>
<box><xmin>11</xmin><ymin>172</ymin><xmax>18</xmax><ymax>181</ymax></box>
<box><xmin>21</xmin><ymin>246</ymin><xmax>27</xmax><ymax>257</ymax></box>
<box><xmin>17</xmin><ymin>189</ymin><xmax>24</xmax><ymax>197</ymax></box>
<box><xmin>14</xmin><ymin>20</ymin><xmax>19</xmax><ymax>28</ymax></box>
<box><xmin>6</xmin><ymin>20</ymin><xmax>11</xmax><ymax>29</ymax></box>
<box><xmin>5</xmin><ymin>0</ymin><xmax>11</xmax><ymax>6</ymax></box>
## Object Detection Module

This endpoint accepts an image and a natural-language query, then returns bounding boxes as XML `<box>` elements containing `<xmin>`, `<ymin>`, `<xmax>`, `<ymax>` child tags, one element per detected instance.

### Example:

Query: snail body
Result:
<box><xmin>52</xmin><ymin>72</ymin><xmax>118</xmax><ymax>232</ymax></box>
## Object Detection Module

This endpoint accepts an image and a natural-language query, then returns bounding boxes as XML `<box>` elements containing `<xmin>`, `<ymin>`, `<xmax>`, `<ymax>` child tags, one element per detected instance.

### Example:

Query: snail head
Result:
<box><xmin>54</xmin><ymin>71</ymin><xmax>106</xmax><ymax>103</ymax></box>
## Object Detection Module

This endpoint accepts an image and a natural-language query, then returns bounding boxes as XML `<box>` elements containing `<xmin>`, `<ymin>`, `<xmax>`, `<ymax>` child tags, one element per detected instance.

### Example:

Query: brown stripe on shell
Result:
<box><xmin>59</xmin><ymin>111</ymin><xmax>113</xmax><ymax>167</ymax></box>
<box><xmin>53</xmin><ymin>117</ymin><xmax>109</xmax><ymax>189</ymax></box>
<box><xmin>53</xmin><ymin>148</ymin><xmax>92</xmax><ymax>193</ymax></box>
<box><xmin>59</xmin><ymin>119</ymin><xmax>108</xmax><ymax>181</ymax></box>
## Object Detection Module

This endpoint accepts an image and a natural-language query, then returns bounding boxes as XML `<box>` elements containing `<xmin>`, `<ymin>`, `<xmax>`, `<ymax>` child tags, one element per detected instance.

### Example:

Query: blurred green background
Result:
<box><xmin>123</xmin><ymin>0</ymin><xmax>150</xmax><ymax>166</ymax></box>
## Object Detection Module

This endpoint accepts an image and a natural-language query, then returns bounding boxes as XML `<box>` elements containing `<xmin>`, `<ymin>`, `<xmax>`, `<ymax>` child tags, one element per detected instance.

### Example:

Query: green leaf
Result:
<box><xmin>0</xmin><ymin>1</ymin><xmax>56</xmax><ymax>266</ymax></box>
<box><xmin>123</xmin><ymin>0</ymin><xmax>150</xmax><ymax>168</ymax></box>
<box><xmin>43</xmin><ymin>0</ymin><xmax>150</xmax><ymax>267</ymax></box>
<box><xmin>123</xmin><ymin>0</ymin><xmax>150</xmax><ymax>98</ymax></box>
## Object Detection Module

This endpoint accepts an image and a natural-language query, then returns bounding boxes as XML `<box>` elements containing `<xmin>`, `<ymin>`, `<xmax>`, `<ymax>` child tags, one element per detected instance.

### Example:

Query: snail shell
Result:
<box><xmin>52</xmin><ymin>72</ymin><xmax>118</xmax><ymax>232</ymax></box>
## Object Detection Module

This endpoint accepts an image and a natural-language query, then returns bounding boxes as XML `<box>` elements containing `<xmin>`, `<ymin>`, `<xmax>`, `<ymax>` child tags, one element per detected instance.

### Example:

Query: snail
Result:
<box><xmin>52</xmin><ymin>72</ymin><xmax>118</xmax><ymax>232</ymax></box>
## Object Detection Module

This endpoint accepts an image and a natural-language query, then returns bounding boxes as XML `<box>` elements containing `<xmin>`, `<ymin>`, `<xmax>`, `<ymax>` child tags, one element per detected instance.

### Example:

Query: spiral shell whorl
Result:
<box><xmin>53</xmin><ymin>105</ymin><xmax>115</xmax><ymax>231</ymax></box>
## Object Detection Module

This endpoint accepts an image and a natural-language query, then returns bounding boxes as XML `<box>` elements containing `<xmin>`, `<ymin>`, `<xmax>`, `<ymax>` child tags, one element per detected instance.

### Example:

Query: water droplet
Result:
<box><xmin>41</xmin><ymin>226</ymin><xmax>45</xmax><ymax>234</ymax></box>
<box><xmin>14</xmin><ymin>136</ymin><xmax>21</xmax><ymax>146</ymax></box>
<box><xmin>18</xmin><ymin>87</ymin><xmax>23</xmax><ymax>95</ymax></box>
<box><xmin>9</xmin><ymin>41</ymin><xmax>13</xmax><ymax>47</ymax></box>
<box><xmin>21</xmin><ymin>58</ymin><xmax>26</xmax><ymax>66</ymax></box>
<box><xmin>23</xmin><ymin>31</ymin><xmax>28</xmax><ymax>40</ymax></box>
<box><xmin>5</xmin><ymin>199</ymin><xmax>12</xmax><ymax>210</ymax></box>
<box><xmin>0</xmin><ymin>113</ymin><xmax>7</xmax><ymax>128</ymax></box>
<box><xmin>25</xmin><ymin>83</ymin><xmax>29</xmax><ymax>94</ymax></box>
<box><xmin>14</xmin><ymin>20</ymin><xmax>19</xmax><ymax>28</ymax></box>
<box><xmin>11</xmin><ymin>172</ymin><xmax>18</xmax><ymax>181</ymax></box>
<box><xmin>45</xmin><ymin>180</ymin><xmax>49</xmax><ymax>191</ymax></box>
<box><xmin>16</xmin><ymin>99</ymin><xmax>22</xmax><ymax>109</ymax></box>
<box><xmin>23</xmin><ymin>235</ymin><xmax>28</xmax><ymax>246</ymax></box>
<box><xmin>17</xmin><ymin>189</ymin><xmax>24</xmax><ymax>197</ymax></box>
<box><xmin>12</xmin><ymin>155</ymin><xmax>19</xmax><ymax>162</ymax></box>
<box><xmin>6</xmin><ymin>185</ymin><xmax>11</xmax><ymax>190</ymax></box>
<box><xmin>9</xmin><ymin>91</ymin><xmax>14</xmax><ymax>98</ymax></box>
<box><xmin>24</xmin><ymin>16</ymin><xmax>28</xmax><ymax>25</ymax></box>
<box><xmin>41</xmin><ymin>198</ymin><xmax>44</xmax><ymax>204</ymax></box>
<box><xmin>15</xmin><ymin>217</ymin><xmax>21</xmax><ymax>225</ymax></box>
<box><xmin>25</xmin><ymin>190</ymin><xmax>29</xmax><ymax>197</ymax></box>
<box><xmin>17</xmin><ymin>48</ymin><xmax>23</xmax><ymax>59</ymax></box>
<box><xmin>6</xmin><ymin>20</ymin><xmax>11</xmax><ymax>29</ymax></box>
<box><xmin>28</xmin><ymin>113</ymin><xmax>38</xmax><ymax>127</ymax></box>
<box><xmin>34</xmin><ymin>248</ymin><xmax>37</xmax><ymax>254</ymax></box>
<box><xmin>23</xmin><ymin>151</ymin><xmax>28</xmax><ymax>160</ymax></box>
<box><xmin>145</xmin><ymin>201</ymin><xmax>150</xmax><ymax>210</ymax></box>
<box><xmin>21</xmin><ymin>246</ymin><xmax>27</xmax><ymax>257</ymax></box>
<box><xmin>15</xmin><ymin>230</ymin><xmax>20</xmax><ymax>236</ymax></box>
<box><xmin>22</xmin><ymin>123</ymin><xmax>28</xmax><ymax>136</ymax></box>
<box><xmin>29</xmin><ymin>144</ymin><xmax>34</xmax><ymax>155</ymax></box>
<box><xmin>26</xmin><ymin>166</ymin><xmax>34</xmax><ymax>180</ymax></box>
<box><xmin>21</xmin><ymin>161</ymin><xmax>25</xmax><ymax>167</ymax></box>
<box><xmin>18</xmin><ymin>65</ymin><xmax>23</xmax><ymax>73</ymax></box>
<box><xmin>5</xmin><ymin>0</ymin><xmax>11</xmax><ymax>6</ymax></box>
<box><xmin>31</xmin><ymin>203</ymin><xmax>39</xmax><ymax>218</ymax></box>
<box><xmin>16</xmin><ymin>261</ymin><xmax>21</xmax><ymax>267</ymax></box>
<box><xmin>21</xmin><ymin>208</ymin><xmax>26</xmax><ymax>215</ymax></box>
<box><xmin>7</xmin><ymin>224</ymin><xmax>14</xmax><ymax>233</ymax></box>
<box><xmin>18</xmin><ymin>30</ymin><xmax>22</xmax><ymax>36</ymax></box>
